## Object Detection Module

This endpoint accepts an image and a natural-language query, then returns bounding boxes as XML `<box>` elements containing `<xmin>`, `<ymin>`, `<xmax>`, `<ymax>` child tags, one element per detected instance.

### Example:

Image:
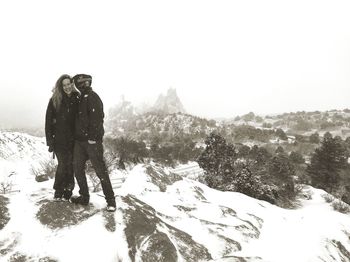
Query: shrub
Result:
<box><xmin>199</xmin><ymin>133</ymin><xmax>297</xmax><ymax>205</ymax></box>
<box><xmin>0</xmin><ymin>180</ymin><xmax>13</xmax><ymax>194</ymax></box>
<box><xmin>275</xmin><ymin>146</ymin><xmax>285</xmax><ymax>154</ymax></box>
<box><xmin>293</xmin><ymin>118</ymin><xmax>313</xmax><ymax>131</ymax></box>
<box><xmin>331</xmin><ymin>200</ymin><xmax>350</xmax><ymax>214</ymax></box>
<box><xmin>105</xmin><ymin>136</ymin><xmax>148</xmax><ymax>169</ymax></box>
<box><xmin>31</xmin><ymin>159</ymin><xmax>56</xmax><ymax>182</ymax></box>
<box><xmin>322</xmin><ymin>193</ymin><xmax>350</xmax><ymax>213</ymax></box>
<box><xmin>262</xmin><ymin>122</ymin><xmax>272</xmax><ymax>128</ymax></box>
<box><xmin>295</xmin><ymin>184</ymin><xmax>312</xmax><ymax>200</ymax></box>
<box><xmin>242</xmin><ymin>112</ymin><xmax>255</xmax><ymax>122</ymax></box>
<box><xmin>0</xmin><ymin>195</ymin><xmax>10</xmax><ymax>229</ymax></box>
<box><xmin>322</xmin><ymin>193</ymin><xmax>334</xmax><ymax>203</ymax></box>
<box><xmin>309</xmin><ymin>132</ymin><xmax>320</xmax><ymax>144</ymax></box>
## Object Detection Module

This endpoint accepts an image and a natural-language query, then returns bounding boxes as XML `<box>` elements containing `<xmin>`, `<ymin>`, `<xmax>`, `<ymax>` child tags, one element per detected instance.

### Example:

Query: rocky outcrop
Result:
<box><xmin>145</xmin><ymin>165</ymin><xmax>183</xmax><ymax>192</ymax></box>
<box><xmin>36</xmin><ymin>200</ymin><xmax>100</xmax><ymax>229</ymax></box>
<box><xmin>153</xmin><ymin>88</ymin><xmax>186</xmax><ymax>114</ymax></box>
<box><xmin>123</xmin><ymin>195</ymin><xmax>212</xmax><ymax>262</ymax></box>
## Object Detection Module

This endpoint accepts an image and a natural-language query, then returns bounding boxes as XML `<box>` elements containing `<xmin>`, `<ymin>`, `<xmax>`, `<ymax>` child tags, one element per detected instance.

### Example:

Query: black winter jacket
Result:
<box><xmin>45</xmin><ymin>94</ymin><xmax>79</xmax><ymax>150</ymax></box>
<box><xmin>75</xmin><ymin>87</ymin><xmax>105</xmax><ymax>142</ymax></box>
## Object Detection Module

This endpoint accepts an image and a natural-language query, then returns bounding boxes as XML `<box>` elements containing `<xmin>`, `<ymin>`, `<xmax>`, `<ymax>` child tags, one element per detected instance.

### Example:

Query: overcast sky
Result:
<box><xmin>0</xmin><ymin>0</ymin><xmax>350</xmax><ymax>128</ymax></box>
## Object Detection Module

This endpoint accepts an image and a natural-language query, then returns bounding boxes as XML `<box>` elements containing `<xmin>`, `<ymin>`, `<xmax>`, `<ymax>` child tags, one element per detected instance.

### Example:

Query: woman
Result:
<box><xmin>45</xmin><ymin>74</ymin><xmax>79</xmax><ymax>201</ymax></box>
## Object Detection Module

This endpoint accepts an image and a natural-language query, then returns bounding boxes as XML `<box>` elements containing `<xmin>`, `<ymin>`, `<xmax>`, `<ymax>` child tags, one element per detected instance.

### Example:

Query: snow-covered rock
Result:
<box><xmin>0</xmin><ymin>132</ymin><xmax>350</xmax><ymax>262</ymax></box>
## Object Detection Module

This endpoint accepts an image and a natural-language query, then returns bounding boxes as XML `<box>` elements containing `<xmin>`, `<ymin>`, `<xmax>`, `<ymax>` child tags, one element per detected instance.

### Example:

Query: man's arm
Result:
<box><xmin>87</xmin><ymin>92</ymin><xmax>104</xmax><ymax>142</ymax></box>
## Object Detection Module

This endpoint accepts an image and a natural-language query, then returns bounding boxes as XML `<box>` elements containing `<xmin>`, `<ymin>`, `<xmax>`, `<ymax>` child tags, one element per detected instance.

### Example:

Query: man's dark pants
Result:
<box><xmin>54</xmin><ymin>148</ymin><xmax>74</xmax><ymax>198</ymax></box>
<box><xmin>73</xmin><ymin>141</ymin><xmax>115</xmax><ymax>205</ymax></box>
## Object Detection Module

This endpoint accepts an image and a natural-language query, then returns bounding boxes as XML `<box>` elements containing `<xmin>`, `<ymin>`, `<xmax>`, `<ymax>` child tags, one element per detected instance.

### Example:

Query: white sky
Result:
<box><xmin>0</xmin><ymin>0</ymin><xmax>350</xmax><ymax>128</ymax></box>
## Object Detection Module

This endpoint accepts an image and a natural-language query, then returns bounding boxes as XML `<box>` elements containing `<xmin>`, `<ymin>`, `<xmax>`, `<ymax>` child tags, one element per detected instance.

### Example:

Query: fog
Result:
<box><xmin>1</xmin><ymin>0</ymin><xmax>350</xmax><ymax>129</ymax></box>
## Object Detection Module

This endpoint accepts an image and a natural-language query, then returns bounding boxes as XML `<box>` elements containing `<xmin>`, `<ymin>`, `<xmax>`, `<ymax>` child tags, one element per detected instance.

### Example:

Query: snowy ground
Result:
<box><xmin>0</xmin><ymin>132</ymin><xmax>350</xmax><ymax>261</ymax></box>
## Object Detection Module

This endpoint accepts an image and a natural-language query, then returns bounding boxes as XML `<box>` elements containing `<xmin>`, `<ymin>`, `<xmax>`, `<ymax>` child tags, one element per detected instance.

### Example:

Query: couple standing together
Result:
<box><xmin>45</xmin><ymin>74</ymin><xmax>116</xmax><ymax>212</ymax></box>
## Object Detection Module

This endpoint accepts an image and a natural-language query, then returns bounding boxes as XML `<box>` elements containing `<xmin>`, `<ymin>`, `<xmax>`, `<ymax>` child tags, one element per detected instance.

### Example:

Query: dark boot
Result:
<box><xmin>63</xmin><ymin>189</ymin><xmax>73</xmax><ymax>201</ymax></box>
<box><xmin>54</xmin><ymin>190</ymin><xmax>63</xmax><ymax>200</ymax></box>
<box><xmin>106</xmin><ymin>198</ymin><xmax>116</xmax><ymax>212</ymax></box>
<box><xmin>70</xmin><ymin>195</ymin><xmax>89</xmax><ymax>205</ymax></box>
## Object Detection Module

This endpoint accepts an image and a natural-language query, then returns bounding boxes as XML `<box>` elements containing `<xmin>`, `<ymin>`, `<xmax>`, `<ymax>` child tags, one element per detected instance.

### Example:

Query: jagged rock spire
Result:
<box><xmin>153</xmin><ymin>87</ymin><xmax>186</xmax><ymax>114</ymax></box>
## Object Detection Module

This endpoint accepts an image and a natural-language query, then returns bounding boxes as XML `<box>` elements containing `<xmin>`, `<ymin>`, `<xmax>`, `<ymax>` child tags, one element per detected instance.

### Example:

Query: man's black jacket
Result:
<box><xmin>75</xmin><ymin>87</ymin><xmax>105</xmax><ymax>142</ymax></box>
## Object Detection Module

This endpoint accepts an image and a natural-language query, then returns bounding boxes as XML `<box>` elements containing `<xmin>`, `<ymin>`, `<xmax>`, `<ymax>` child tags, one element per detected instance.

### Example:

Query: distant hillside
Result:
<box><xmin>107</xmin><ymin>89</ymin><xmax>198</xmax><ymax>140</ymax></box>
<box><xmin>0</xmin><ymin>127</ymin><xmax>45</xmax><ymax>138</ymax></box>
<box><xmin>106</xmin><ymin>110</ymin><xmax>217</xmax><ymax>141</ymax></box>
<box><xmin>229</xmin><ymin>109</ymin><xmax>350</xmax><ymax>138</ymax></box>
<box><xmin>107</xmin><ymin>104</ymin><xmax>350</xmax><ymax>144</ymax></box>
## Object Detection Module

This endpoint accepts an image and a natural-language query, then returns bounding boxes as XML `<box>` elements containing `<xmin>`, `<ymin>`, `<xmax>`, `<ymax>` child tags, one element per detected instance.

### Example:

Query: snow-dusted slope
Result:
<box><xmin>0</xmin><ymin>131</ymin><xmax>48</xmax><ymax>161</ymax></box>
<box><xmin>119</xmin><ymin>166</ymin><xmax>350</xmax><ymax>262</ymax></box>
<box><xmin>0</xmin><ymin>132</ymin><xmax>350</xmax><ymax>262</ymax></box>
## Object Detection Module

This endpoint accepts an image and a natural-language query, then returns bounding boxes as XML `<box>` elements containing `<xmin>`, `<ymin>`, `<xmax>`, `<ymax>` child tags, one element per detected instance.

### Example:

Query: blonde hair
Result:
<box><xmin>51</xmin><ymin>74</ymin><xmax>80</xmax><ymax>111</ymax></box>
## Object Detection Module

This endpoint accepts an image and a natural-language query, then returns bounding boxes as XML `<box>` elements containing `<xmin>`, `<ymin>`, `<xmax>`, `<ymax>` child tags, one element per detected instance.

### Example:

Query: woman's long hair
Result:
<box><xmin>51</xmin><ymin>74</ymin><xmax>79</xmax><ymax>111</ymax></box>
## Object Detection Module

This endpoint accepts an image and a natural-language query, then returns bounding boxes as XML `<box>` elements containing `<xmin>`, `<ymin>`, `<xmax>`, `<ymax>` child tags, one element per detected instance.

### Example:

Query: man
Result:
<box><xmin>71</xmin><ymin>74</ymin><xmax>116</xmax><ymax>212</ymax></box>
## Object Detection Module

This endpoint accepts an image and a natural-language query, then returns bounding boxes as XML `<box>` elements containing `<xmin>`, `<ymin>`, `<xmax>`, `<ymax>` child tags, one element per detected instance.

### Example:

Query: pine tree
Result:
<box><xmin>268</xmin><ymin>153</ymin><xmax>295</xmax><ymax>195</ymax></box>
<box><xmin>249</xmin><ymin>145</ymin><xmax>271</xmax><ymax>164</ymax></box>
<box><xmin>289</xmin><ymin>151</ymin><xmax>305</xmax><ymax>164</ymax></box>
<box><xmin>307</xmin><ymin>132</ymin><xmax>348</xmax><ymax>192</ymax></box>
<box><xmin>309</xmin><ymin>132</ymin><xmax>320</xmax><ymax>144</ymax></box>
<box><xmin>197</xmin><ymin>133</ymin><xmax>236</xmax><ymax>188</ymax></box>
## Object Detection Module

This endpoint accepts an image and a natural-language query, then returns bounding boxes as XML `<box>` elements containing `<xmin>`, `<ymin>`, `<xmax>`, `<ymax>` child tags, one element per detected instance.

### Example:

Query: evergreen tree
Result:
<box><xmin>289</xmin><ymin>151</ymin><xmax>305</xmax><ymax>164</ymax></box>
<box><xmin>242</xmin><ymin>112</ymin><xmax>255</xmax><ymax>122</ymax></box>
<box><xmin>309</xmin><ymin>132</ymin><xmax>320</xmax><ymax>144</ymax></box>
<box><xmin>197</xmin><ymin>133</ymin><xmax>236</xmax><ymax>188</ymax></box>
<box><xmin>237</xmin><ymin>145</ymin><xmax>250</xmax><ymax>158</ymax></box>
<box><xmin>307</xmin><ymin>132</ymin><xmax>348</xmax><ymax>192</ymax></box>
<box><xmin>249</xmin><ymin>145</ymin><xmax>271</xmax><ymax>164</ymax></box>
<box><xmin>268</xmin><ymin>153</ymin><xmax>295</xmax><ymax>196</ymax></box>
<box><xmin>230</xmin><ymin>163</ymin><xmax>263</xmax><ymax>198</ymax></box>
<box><xmin>255</xmin><ymin>116</ymin><xmax>264</xmax><ymax>123</ymax></box>
<box><xmin>262</xmin><ymin>122</ymin><xmax>272</xmax><ymax>128</ymax></box>
<box><xmin>345</xmin><ymin>137</ymin><xmax>350</xmax><ymax>154</ymax></box>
